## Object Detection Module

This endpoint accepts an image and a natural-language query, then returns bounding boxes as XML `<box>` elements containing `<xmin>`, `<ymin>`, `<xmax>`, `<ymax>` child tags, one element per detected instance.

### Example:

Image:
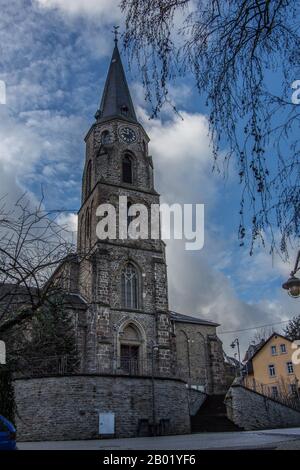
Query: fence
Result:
<box><xmin>242</xmin><ymin>376</ymin><xmax>300</xmax><ymax>411</ymax></box>
<box><xmin>12</xmin><ymin>355</ymin><xmax>80</xmax><ymax>378</ymax></box>
<box><xmin>12</xmin><ymin>355</ymin><xmax>180</xmax><ymax>380</ymax></box>
<box><xmin>96</xmin><ymin>356</ymin><xmax>178</xmax><ymax>379</ymax></box>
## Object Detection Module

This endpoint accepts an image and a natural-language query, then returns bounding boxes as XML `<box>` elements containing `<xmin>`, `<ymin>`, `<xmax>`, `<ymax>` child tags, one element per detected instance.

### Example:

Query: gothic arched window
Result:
<box><xmin>120</xmin><ymin>324</ymin><xmax>141</xmax><ymax>374</ymax></box>
<box><xmin>86</xmin><ymin>160</ymin><xmax>92</xmax><ymax>197</ymax></box>
<box><xmin>85</xmin><ymin>209</ymin><xmax>91</xmax><ymax>244</ymax></box>
<box><xmin>121</xmin><ymin>263</ymin><xmax>139</xmax><ymax>309</ymax></box>
<box><xmin>101</xmin><ymin>130</ymin><xmax>111</xmax><ymax>145</ymax></box>
<box><xmin>143</xmin><ymin>140</ymin><xmax>147</xmax><ymax>156</ymax></box>
<box><xmin>122</xmin><ymin>154</ymin><xmax>133</xmax><ymax>184</ymax></box>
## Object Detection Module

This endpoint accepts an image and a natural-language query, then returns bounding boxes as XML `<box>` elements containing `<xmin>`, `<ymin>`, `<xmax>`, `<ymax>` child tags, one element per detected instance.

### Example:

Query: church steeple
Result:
<box><xmin>95</xmin><ymin>41</ymin><xmax>137</xmax><ymax>124</ymax></box>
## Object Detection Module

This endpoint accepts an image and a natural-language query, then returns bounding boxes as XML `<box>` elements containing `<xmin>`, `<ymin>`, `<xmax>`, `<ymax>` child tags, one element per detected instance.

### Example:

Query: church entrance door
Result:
<box><xmin>120</xmin><ymin>344</ymin><xmax>139</xmax><ymax>375</ymax></box>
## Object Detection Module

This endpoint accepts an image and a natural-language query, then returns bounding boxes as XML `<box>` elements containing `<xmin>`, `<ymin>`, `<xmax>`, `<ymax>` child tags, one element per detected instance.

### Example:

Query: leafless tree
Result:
<box><xmin>0</xmin><ymin>194</ymin><xmax>77</xmax><ymax>333</ymax></box>
<box><xmin>251</xmin><ymin>326</ymin><xmax>274</xmax><ymax>344</ymax></box>
<box><xmin>121</xmin><ymin>0</ymin><xmax>300</xmax><ymax>258</ymax></box>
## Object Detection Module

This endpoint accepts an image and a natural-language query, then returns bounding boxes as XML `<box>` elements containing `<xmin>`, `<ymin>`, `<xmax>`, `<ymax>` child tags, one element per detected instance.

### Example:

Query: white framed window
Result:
<box><xmin>268</xmin><ymin>364</ymin><xmax>276</xmax><ymax>377</ymax></box>
<box><xmin>271</xmin><ymin>345</ymin><xmax>277</xmax><ymax>355</ymax></box>
<box><xmin>271</xmin><ymin>386</ymin><xmax>278</xmax><ymax>398</ymax></box>
<box><xmin>280</xmin><ymin>344</ymin><xmax>287</xmax><ymax>354</ymax></box>
<box><xmin>286</xmin><ymin>361</ymin><xmax>294</xmax><ymax>374</ymax></box>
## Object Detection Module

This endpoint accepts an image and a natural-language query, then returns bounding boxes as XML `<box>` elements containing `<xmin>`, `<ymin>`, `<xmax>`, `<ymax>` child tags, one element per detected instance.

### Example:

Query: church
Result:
<box><xmin>12</xmin><ymin>39</ymin><xmax>227</xmax><ymax>441</ymax></box>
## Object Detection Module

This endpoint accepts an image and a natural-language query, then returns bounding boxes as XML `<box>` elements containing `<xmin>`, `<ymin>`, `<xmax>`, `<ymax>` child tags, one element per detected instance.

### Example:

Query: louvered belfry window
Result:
<box><xmin>122</xmin><ymin>155</ymin><xmax>133</xmax><ymax>184</ymax></box>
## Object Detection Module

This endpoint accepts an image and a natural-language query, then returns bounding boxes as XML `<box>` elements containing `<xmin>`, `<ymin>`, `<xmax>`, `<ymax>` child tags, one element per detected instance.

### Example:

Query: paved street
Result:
<box><xmin>18</xmin><ymin>427</ymin><xmax>300</xmax><ymax>450</ymax></box>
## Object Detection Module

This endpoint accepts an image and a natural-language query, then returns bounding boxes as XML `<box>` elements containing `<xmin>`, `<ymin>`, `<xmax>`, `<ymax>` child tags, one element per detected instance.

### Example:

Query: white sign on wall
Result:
<box><xmin>99</xmin><ymin>412</ymin><xmax>115</xmax><ymax>436</ymax></box>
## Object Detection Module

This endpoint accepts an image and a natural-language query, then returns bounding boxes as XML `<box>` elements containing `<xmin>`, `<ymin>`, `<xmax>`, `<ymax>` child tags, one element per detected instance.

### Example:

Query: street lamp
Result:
<box><xmin>230</xmin><ymin>338</ymin><xmax>242</xmax><ymax>378</ymax></box>
<box><xmin>282</xmin><ymin>250</ymin><xmax>300</xmax><ymax>298</ymax></box>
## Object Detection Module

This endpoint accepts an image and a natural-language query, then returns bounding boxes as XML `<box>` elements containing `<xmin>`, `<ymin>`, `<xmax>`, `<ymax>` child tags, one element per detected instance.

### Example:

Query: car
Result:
<box><xmin>0</xmin><ymin>415</ymin><xmax>17</xmax><ymax>450</ymax></box>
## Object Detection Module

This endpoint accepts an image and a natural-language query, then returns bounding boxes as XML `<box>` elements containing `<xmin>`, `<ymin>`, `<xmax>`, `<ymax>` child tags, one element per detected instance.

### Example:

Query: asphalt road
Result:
<box><xmin>18</xmin><ymin>427</ymin><xmax>300</xmax><ymax>450</ymax></box>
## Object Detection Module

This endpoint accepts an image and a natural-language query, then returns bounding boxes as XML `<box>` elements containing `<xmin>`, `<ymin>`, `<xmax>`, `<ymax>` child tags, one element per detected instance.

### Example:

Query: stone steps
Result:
<box><xmin>191</xmin><ymin>394</ymin><xmax>243</xmax><ymax>433</ymax></box>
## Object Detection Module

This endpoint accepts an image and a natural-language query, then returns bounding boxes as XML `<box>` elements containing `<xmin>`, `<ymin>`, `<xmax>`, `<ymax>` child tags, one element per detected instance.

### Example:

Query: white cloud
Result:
<box><xmin>138</xmin><ymin>109</ymin><xmax>298</xmax><ymax>355</ymax></box>
<box><xmin>35</xmin><ymin>0</ymin><xmax>121</xmax><ymax>20</ymax></box>
<box><xmin>57</xmin><ymin>212</ymin><xmax>78</xmax><ymax>245</ymax></box>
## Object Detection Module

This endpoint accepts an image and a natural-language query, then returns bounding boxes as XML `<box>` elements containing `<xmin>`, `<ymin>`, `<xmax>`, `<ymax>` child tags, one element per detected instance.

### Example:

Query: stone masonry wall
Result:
<box><xmin>14</xmin><ymin>375</ymin><xmax>190</xmax><ymax>441</ymax></box>
<box><xmin>225</xmin><ymin>383</ymin><xmax>300</xmax><ymax>430</ymax></box>
<box><xmin>175</xmin><ymin>323</ymin><xmax>215</xmax><ymax>391</ymax></box>
<box><xmin>188</xmin><ymin>388</ymin><xmax>207</xmax><ymax>416</ymax></box>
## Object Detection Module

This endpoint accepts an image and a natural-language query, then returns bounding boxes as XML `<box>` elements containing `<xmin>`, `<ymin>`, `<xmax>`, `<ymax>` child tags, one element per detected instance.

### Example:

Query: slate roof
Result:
<box><xmin>96</xmin><ymin>44</ymin><xmax>137</xmax><ymax>123</ymax></box>
<box><xmin>170</xmin><ymin>311</ymin><xmax>219</xmax><ymax>327</ymax></box>
<box><xmin>0</xmin><ymin>283</ymin><xmax>87</xmax><ymax>321</ymax></box>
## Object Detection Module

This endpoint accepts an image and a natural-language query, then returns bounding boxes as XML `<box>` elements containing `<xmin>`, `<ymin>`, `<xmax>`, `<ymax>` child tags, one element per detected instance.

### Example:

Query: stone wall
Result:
<box><xmin>225</xmin><ymin>382</ymin><xmax>300</xmax><ymax>430</ymax></box>
<box><xmin>14</xmin><ymin>374</ymin><xmax>190</xmax><ymax>441</ymax></box>
<box><xmin>188</xmin><ymin>388</ymin><xmax>207</xmax><ymax>416</ymax></box>
<box><xmin>174</xmin><ymin>322</ymin><xmax>227</xmax><ymax>394</ymax></box>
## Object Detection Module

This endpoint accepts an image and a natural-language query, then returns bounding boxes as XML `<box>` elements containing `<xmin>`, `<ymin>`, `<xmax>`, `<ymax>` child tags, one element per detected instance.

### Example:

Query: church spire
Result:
<box><xmin>95</xmin><ymin>35</ymin><xmax>137</xmax><ymax>123</ymax></box>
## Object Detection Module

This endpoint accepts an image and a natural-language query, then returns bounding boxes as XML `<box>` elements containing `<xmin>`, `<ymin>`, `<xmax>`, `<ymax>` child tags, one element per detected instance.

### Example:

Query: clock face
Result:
<box><xmin>119</xmin><ymin>126</ymin><xmax>137</xmax><ymax>144</ymax></box>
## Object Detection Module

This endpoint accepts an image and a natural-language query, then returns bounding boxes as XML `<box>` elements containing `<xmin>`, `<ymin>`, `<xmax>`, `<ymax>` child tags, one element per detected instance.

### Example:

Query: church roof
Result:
<box><xmin>170</xmin><ymin>311</ymin><xmax>219</xmax><ymax>327</ymax></box>
<box><xmin>96</xmin><ymin>43</ymin><xmax>137</xmax><ymax>124</ymax></box>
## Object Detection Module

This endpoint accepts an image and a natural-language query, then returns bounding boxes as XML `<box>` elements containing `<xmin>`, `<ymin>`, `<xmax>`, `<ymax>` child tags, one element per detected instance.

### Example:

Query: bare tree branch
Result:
<box><xmin>121</xmin><ymin>0</ymin><xmax>300</xmax><ymax>257</ymax></box>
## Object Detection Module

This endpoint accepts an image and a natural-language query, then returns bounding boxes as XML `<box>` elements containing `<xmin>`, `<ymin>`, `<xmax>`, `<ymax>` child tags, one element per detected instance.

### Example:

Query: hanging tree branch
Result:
<box><xmin>121</xmin><ymin>0</ymin><xmax>300</xmax><ymax>257</ymax></box>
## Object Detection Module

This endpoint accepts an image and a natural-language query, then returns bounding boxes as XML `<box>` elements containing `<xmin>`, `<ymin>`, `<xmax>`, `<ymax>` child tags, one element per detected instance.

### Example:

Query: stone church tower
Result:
<box><xmin>9</xmin><ymin>40</ymin><xmax>228</xmax><ymax>441</ymax></box>
<box><xmin>76</xmin><ymin>41</ymin><xmax>173</xmax><ymax>377</ymax></box>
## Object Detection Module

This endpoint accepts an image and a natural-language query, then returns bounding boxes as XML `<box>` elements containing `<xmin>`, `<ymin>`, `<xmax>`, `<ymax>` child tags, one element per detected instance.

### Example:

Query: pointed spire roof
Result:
<box><xmin>95</xmin><ymin>43</ymin><xmax>137</xmax><ymax>123</ymax></box>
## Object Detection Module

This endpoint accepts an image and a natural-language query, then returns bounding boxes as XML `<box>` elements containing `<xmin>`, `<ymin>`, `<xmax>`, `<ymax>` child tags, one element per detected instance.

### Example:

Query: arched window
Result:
<box><xmin>120</xmin><ymin>324</ymin><xmax>141</xmax><ymax>374</ymax></box>
<box><xmin>101</xmin><ymin>130</ymin><xmax>111</xmax><ymax>145</ymax></box>
<box><xmin>122</xmin><ymin>154</ymin><xmax>133</xmax><ymax>184</ymax></box>
<box><xmin>85</xmin><ymin>209</ymin><xmax>91</xmax><ymax>246</ymax></box>
<box><xmin>86</xmin><ymin>160</ymin><xmax>92</xmax><ymax>197</ymax></box>
<box><xmin>121</xmin><ymin>263</ymin><xmax>139</xmax><ymax>309</ymax></box>
<box><xmin>143</xmin><ymin>140</ymin><xmax>147</xmax><ymax>156</ymax></box>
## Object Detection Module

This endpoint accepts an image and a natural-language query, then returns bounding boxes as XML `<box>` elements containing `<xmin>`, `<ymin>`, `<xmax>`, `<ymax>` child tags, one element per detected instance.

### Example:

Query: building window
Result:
<box><xmin>271</xmin><ymin>345</ymin><xmax>277</xmax><ymax>356</ymax></box>
<box><xmin>121</xmin><ymin>263</ymin><xmax>139</xmax><ymax>309</ymax></box>
<box><xmin>86</xmin><ymin>160</ymin><xmax>92</xmax><ymax>197</ymax></box>
<box><xmin>85</xmin><ymin>209</ymin><xmax>91</xmax><ymax>245</ymax></box>
<box><xmin>119</xmin><ymin>324</ymin><xmax>141</xmax><ymax>374</ymax></box>
<box><xmin>271</xmin><ymin>386</ymin><xmax>278</xmax><ymax>398</ymax></box>
<box><xmin>268</xmin><ymin>364</ymin><xmax>276</xmax><ymax>377</ymax></box>
<box><xmin>143</xmin><ymin>140</ymin><xmax>147</xmax><ymax>156</ymax></box>
<box><xmin>289</xmin><ymin>383</ymin><xmax>297</xmax><ymax>395</ymax></box>
<box><xmin>101</xmin><ymin>130</ymin><xmax>111</xmax><ymax>145</ymax></box>
<box><xmin>122</xmin><ymin>154</ymin><xmax>133</xmax><ymax>184</ymax></box>
<box><xmin>287</xmin><ymin>361</ymin><xmax>294</xmax><ymax>374</ymax></box>
<box><xmin>280</xmin><ymin>344</ymin><xmax>287</xmax><ymax>354</ymax></box>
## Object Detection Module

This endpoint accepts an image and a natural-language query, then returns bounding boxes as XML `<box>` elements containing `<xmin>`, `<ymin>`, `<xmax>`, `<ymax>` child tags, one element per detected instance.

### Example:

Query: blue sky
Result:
<box><xmin>0</xmin><ymin>0</ymin><xmax>299</xmax><ymax>356</ymax></box>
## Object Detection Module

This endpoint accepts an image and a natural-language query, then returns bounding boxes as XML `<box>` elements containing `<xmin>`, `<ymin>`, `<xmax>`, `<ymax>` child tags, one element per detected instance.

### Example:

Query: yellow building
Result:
<box><xmin>244</xmin><ymin>333</ymin><xmax>300</xmax><ymax>399</ymax></box>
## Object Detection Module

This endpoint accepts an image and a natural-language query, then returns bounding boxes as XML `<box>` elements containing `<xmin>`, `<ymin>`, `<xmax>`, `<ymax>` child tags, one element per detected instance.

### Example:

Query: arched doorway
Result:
<box><xmin>119</xmin><ymin>323</ymin><xmax>143</xmax><ymax>375</ymax></box>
